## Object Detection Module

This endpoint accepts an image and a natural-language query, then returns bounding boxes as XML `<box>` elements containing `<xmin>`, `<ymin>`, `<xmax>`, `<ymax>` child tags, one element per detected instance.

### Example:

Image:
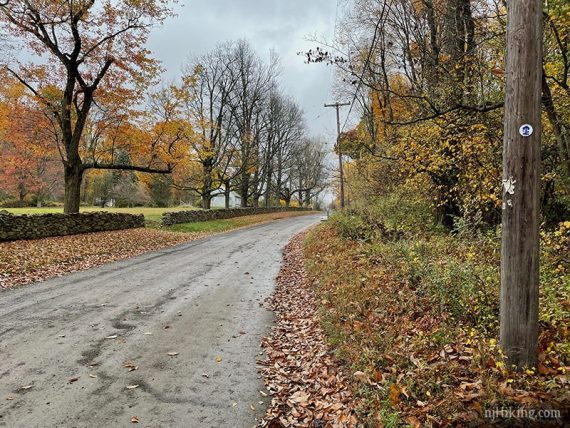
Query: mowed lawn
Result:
<box><xmin>3</xmin><ymin>206</ymin><xmax>197</xmax><ymax>222</ymax></box>
<box><xmin>169</xmin><ymin>210</ymin><xmax>315</xmax><ymax>233</ymax></box>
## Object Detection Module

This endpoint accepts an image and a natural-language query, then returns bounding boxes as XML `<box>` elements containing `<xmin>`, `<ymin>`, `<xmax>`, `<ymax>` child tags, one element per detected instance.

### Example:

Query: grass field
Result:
<box><xmin>169</xmin><ymin>211</ymin><xmax>314</xmax><ymax>234</ymax></box>
<box><xmin>3</xmin><ymin>206</ymin><xmax>197</xmax><ymax>222</ymax></box>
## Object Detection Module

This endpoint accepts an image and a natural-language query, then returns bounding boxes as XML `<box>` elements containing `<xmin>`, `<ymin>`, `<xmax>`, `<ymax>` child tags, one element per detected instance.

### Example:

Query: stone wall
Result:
<box><xmin>0</xmin><ymin>211</ymin><xmax>145</xmax><ymax>242</ymax></box>
<box><xmin>161</xmin><ymin>207</ymin><xmax>313</xmax><ymax>226</ymax></box>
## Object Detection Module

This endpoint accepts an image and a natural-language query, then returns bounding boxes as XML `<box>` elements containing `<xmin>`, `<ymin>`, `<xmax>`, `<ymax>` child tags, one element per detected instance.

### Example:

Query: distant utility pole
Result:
<box><xmin>324</xmin><ymin>101</ymin><xmax>350</xmax><ymax>208</ymax></box>
<box><xmin>500</xmin><ymin>0</ymin><xmax>542</xmax><ymax>370</ymax></box>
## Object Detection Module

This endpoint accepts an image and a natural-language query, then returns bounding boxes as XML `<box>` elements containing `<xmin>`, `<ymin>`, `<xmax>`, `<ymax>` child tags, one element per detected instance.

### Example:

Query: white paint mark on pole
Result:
<box><xmin>502</xmin><ymin>176</ymin><xmax>516</xmax><ymax>195</ymax></box>
<box><xmin>502</xmin><ymin>176</ymin><xmax>516</xmax><ymax>210</ymax></box>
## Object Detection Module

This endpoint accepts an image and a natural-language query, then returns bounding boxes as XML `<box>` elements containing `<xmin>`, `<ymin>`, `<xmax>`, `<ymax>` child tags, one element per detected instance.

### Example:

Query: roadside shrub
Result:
<box><xmin>399</xmin><ymin>238</ymin><xmax>498</xmax><ymax>329</ymax></box>
<box><xmin>328</xmin><ymin>211</ymin><xmax>372</xmax><ymax>241</ymax></box>
<box><xmin>364</xmin><ymin>189</ymin><xmax>440</xmax><ymax>234</ymax></box>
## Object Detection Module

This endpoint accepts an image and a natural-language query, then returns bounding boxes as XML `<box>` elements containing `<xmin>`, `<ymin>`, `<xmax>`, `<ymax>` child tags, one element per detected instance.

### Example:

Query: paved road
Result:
<box><xmin>0</xmin><ymin>214</ymin><xmax>322</xmax><ymax>428</ymax></box>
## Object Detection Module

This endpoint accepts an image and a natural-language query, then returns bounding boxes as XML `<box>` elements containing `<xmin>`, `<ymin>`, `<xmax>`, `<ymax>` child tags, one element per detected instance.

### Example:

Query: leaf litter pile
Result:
<box><xmin>303</xmin><ymin>223</ymin><xmax>570</xmax><ymax>427</ymax></box>
<box><xmin>258</xmin><ymin>232</ymin><xmax>358</xmax><ymax>427</ymax></box>
<box><xmin>0</xmin><ymin>228</ymin><xmax>205</xmax><ymax>289</ymax></box>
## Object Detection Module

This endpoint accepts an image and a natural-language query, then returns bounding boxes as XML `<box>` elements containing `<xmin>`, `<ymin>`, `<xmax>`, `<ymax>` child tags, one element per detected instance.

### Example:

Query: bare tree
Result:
<box><xmin>287</xmin><ymin>138</ymin><xmax>329</xmax><ymax>207</ymax></box>
<box><xmin>267</xmin><ymin>94</ymin><xmax>305</xmax><ymax>206</ymax></box>
<box><xmin>177</xmin><ymin>42</ymin><xmax>240</xmax><ymax>208</ymax></box>
<box><xmin>226</xmin><ymin>40</ymin><xmax>279</xmax><ymax>207</ymax></box>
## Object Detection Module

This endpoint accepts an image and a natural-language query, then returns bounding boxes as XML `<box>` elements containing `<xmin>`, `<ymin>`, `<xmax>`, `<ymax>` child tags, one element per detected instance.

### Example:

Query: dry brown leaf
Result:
<box><xmin>406</xmin><ymin>416</ymin><xmax>421</xmax><ymax>428</ymax></box>
<box><xmin>353</xmin><ymin>371</ymin><xmax>369</xmax><ymax>383</ymax></box>
<box><xmin>290</xmin><ymin>390</ymin><xmax>310</xmax><ymax>404</ymax></box>
<box><xmin>123</xmin><ymin>362</ymin><xmax>138</xmax><ymax>371</ymax></box>
<box><xmin>389</xmin><ymin>384</ymin><xmax>401</xmax><ymax>405</ymax></box>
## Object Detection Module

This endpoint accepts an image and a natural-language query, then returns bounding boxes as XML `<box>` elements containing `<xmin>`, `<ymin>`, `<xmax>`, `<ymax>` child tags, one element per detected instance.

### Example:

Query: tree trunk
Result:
<box><xmin>542</xmin><ymin>72</ymin><xmax>570</xmax><ymax>177</ymax></box>
<box><xmin>275</xmin><ymin>173</ymin><xmax>282</xmax><ymax>207</ymax></box>
<box><xmin>224</xmin><ymin>180</ymin><xmax>231</xmax><ymax>209</ymax></box>
<box><xmin>441</xmin><ymin>199</ymin><xmax>461</xmax><ymax>231</ymax></box>
<box><xmin>202</xmin><ymin>195</ymin><xmax>212</xmax><ymax>210</ymax></box>
<box><xmin>64</xmin><ymin>165</ymin><xmax>83</xmax><ymax>214</ymax></box>
<box><xmin>240</xmin><ymin>174</ymin><xmax>249</xmax><ymax>207</ymax></box>
<box><xmin>500</xmin><ymin>0</ymin><xmax>542</xmax><ymax>371</ymax></box>
<box><xmin>202</xmin><ymin>163</ymin><xmax>213</xmax><ymax>209</ymax></box>
<box><xmin>18</xmin><ymin>186</ymin><xmax>25</xmax><ymax>206</ymax></box>
<box><xmin>264</xmin><ymin>166</ymin><xmax>273</xmax><ymax>208</ymax></box>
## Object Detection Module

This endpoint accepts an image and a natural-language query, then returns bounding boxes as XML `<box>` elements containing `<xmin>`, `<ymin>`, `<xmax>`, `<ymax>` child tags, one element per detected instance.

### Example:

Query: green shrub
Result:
<box><xmin>328</xmin><ymin>211</ymin><xmax>373</xmax><ymax>241</ymax></box>
<box><xmin>364</xmin><ymin>190</ymin><xmax>440</xmax><ymax>234</ymax></box>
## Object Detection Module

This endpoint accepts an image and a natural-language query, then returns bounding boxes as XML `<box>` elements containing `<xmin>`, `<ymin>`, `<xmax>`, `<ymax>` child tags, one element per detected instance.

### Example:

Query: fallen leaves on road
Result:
<box><xmin>0</xmin><ymin>228</ymin><xmax>205</xmax><ymax>289</ymax></box>
<box><xmin>123</xmin><ymin>362</ymin><xmax>138</xmax><ymax>372</ymax></box>
<box><xmin>258</xmin><ymin>232</ymin><xmax>358</xmax><ymax>427</ymax></box>
<box><xmin>130</xmin><ymin>416</ymin><xmax>139</xmax><ymax>424</ymax></box>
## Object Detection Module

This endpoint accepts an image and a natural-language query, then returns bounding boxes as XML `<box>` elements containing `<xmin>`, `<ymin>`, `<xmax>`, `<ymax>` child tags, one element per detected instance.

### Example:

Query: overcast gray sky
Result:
<box><xmin>147</xmin><ymin>0</ymin><xmax>340</xmax><ymax>142</ymax></box>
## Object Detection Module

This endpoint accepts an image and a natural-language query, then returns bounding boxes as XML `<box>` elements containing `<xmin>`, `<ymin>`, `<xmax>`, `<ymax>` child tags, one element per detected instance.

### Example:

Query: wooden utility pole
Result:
<box><xmin>324</xmin><ymin>102</ymin><xmax>350</xmax><ymax>208</ymax></box>
<box><xmin>500</xmin><ymin>0</ymin><xmax>542</xmax><ymax>370</ymax></box>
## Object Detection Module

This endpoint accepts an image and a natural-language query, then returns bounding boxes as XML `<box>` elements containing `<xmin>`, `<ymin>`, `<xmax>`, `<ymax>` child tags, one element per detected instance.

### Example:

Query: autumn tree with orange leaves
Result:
<box><xmin>0</xmin><ymin>0</ymin><xmax>179</xmax><ymax>213</ymax></box>
<box><xmin>0</xmin><ymin>77</ymin><xmax>61</xmax><ymax>205</ymax></box>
